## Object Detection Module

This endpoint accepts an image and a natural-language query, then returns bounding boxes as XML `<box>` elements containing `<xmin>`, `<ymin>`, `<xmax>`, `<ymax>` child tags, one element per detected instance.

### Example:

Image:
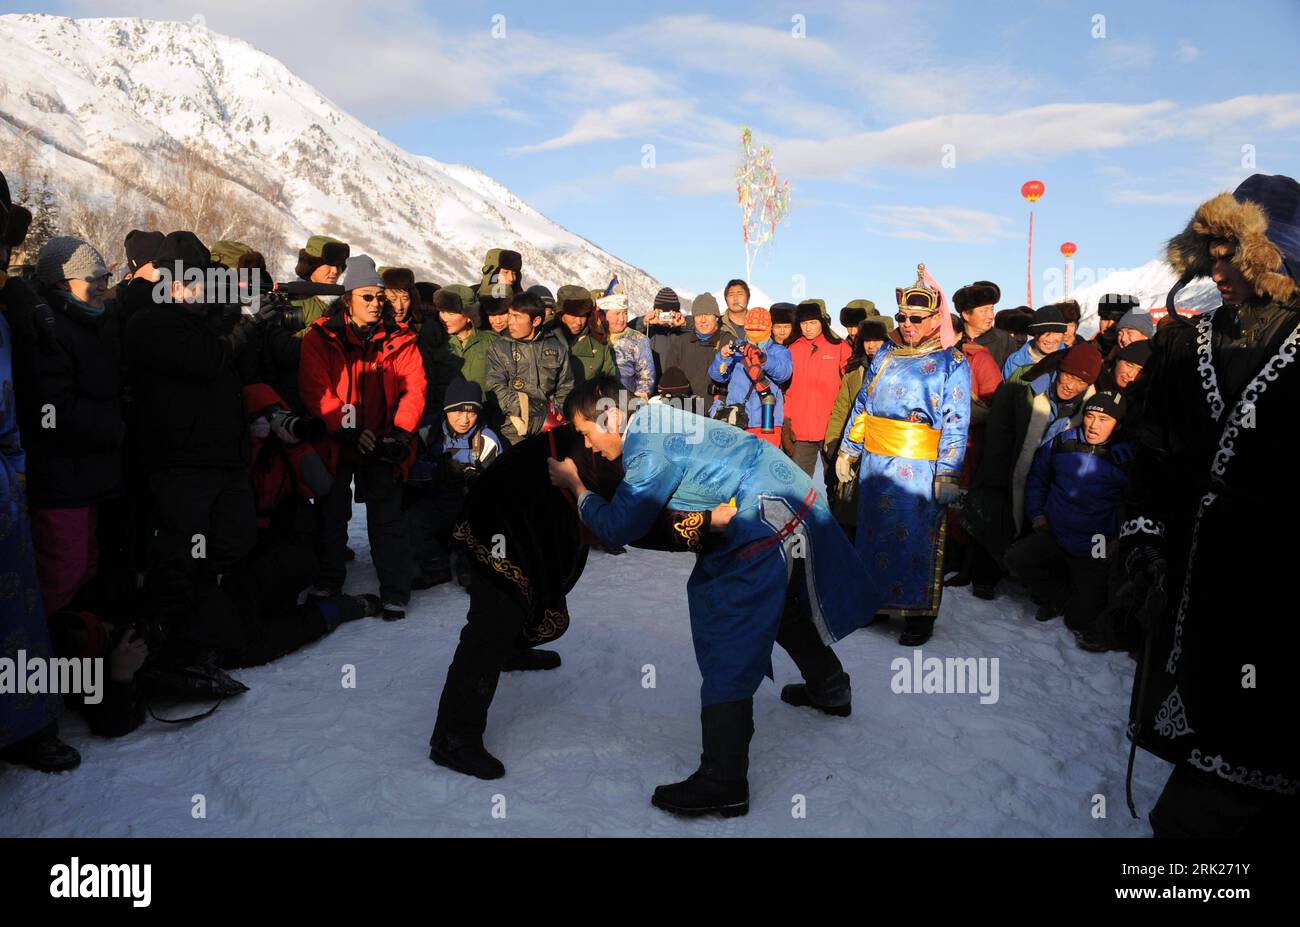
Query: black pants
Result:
<box><xmin>143</xmin><ymin>466</ymin><xmax>256</xmax><ymax>655</ymax></box>
<box><xmin>791</xmin><ymin>441</ymin><xmax>821</xmax><ymax>478</ymax></box>
<box><xmin>431</xmin><ymin>558</ymin><xmax>843</xmax><ymax>744</ymax></box>
<box><xmin>1151</xmin><ymin>766</ymin><xmax>1300</xmax><ymax>837</ymax></box>
<box><xmin>1004</xmin><ymin>529</ymin><xmax>1109</xmax><ymax>630</ymax></box>
<box><xmin>431</xmin><ymin>565</ymin><xmax>527</xmax><ymax>741</ymax></box>
<box><xmin>317</xmin><ymin>455</ymin><xmax>411</xmax><ymax>602</ymax></box>
<box><xmin>403</xmin><ymin>480</ymin><xmax>463</xmax><ymax>575</ymax></box>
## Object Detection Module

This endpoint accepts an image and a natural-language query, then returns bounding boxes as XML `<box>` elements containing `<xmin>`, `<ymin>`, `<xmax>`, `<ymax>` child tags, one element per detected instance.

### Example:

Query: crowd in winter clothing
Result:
<box><xmin>1</xmin><ymin>163</ymin><xmax>1296</xmax><ymax>839</ymax></box>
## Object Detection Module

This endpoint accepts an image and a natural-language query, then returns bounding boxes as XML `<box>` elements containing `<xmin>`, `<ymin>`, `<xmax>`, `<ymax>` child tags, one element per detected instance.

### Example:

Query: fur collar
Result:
<box><xmin>1167</xmin><ymin>192</ymin><xmax>1297</xmax><ymax>304</ymax></box>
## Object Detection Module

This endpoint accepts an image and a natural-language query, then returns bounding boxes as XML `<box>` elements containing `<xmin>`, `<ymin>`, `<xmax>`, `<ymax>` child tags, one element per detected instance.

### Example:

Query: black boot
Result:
<box><xmin>652</xmin><ymin>699</ymin><xmax>752</xmax><ymax>818</ymax></box>
<box><xmin>971</xmin><ymin>583</ymin><xmax>996</xmax><ymax>600</ymax></box>
<box><xmin>429</xmin><ymin>730</ymin><xmax>505</xmax><ymax>780</ymax></box>
<box><xmin>501</xmin><ymin>648</ymin><xmax>561</xmax><ymax>672</ymax></box>
<box><xmin>898</xmin><ymin>616</ymin><xmax>935</xmax><ymax>646</ymax></box>
<box><xmin>781</xmin><ymin>670</ymin><xmax>851</xmax><ymax>717</ymax></box>
<box><xmin>411</xmin><ymin>562</ymin><xmax>452</xmax><ymax>590</ymax></box>
<box><xmin>381</xmin><ymin>598</ymin><xmax>407</xmax><ymax>621</ymax></box>
<box><xmin>0</xmin><ymin>723</ymin><xmax>81</xmax><ymax>773</ymax></box>
<box><xmin>450</xmin><ymin>549</ymin><xmax>473</xmax><ymax>590</ymax></box>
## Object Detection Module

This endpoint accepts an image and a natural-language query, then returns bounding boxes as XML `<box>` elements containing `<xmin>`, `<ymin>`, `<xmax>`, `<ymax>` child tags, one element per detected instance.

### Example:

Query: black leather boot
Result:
<box><xmin>781</xmin><ymin>670</ymin><xmax>852</xmax><ymax>717</ymax></box>
<box><xmin>429</xmin><ymin>730</ymin><xmax>505</xmax><ymax>780</ymax></box>
<box><xmin>898</xmin><ymin>616</ymin><xmax>935</xmax><ymax>646</ymax></box>
<box><xmin>652</xmin><ymin>699</ymin><xmax>753</xmax><ymax>817</ymax></box>
<box><xmin>0</xmin><ymin>722</ymin><xmax>81</xmax><ymax>773</ymax></box>
<box><xmin>501</xmin><ymin>648</ymin><xmax>561</xmax><ymax>672</ymax></box>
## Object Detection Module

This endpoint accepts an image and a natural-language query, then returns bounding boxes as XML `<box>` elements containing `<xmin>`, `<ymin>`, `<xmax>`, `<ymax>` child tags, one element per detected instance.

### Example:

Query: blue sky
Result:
<box><xmin>37</xmin><ymin>0</ymin><xmax>1300</xmax><ymax>310</ymax></box>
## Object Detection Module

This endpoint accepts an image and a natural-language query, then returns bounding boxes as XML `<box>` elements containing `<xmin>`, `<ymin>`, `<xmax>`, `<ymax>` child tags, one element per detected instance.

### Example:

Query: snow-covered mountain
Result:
<box><xmin>1072</xmin><ymin>258</ymin><xmax>1221</xmax><ymax>335</ymax></box>
<box><xmin>0</xmin><ymin>13</ymin><xmax>662</xmax><ymax>302</ymax></box>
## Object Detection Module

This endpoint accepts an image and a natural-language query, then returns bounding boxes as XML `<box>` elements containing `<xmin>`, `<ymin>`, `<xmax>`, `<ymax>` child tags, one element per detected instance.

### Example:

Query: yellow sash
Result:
<box><xmin>849</xmin><ymin>413</ymin><xmax>941</xmax><ymax>460</ymax></box>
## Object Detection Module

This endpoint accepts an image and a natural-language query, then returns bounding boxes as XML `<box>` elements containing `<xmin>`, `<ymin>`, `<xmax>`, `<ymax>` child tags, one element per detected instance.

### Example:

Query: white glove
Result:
<box><xmin>249</xmin><ymin>416</ymin><xmax>270</xmax><ymax>440</ymax></box>
<box><xmin>835</xmin><ymin>453</ymin><xmax>857</xmax><ymax>485</ymax></box>
<box><xmin>934</xmin><ymin>479</ymin><xmax>961</xmax><ymax>505</ymax></box>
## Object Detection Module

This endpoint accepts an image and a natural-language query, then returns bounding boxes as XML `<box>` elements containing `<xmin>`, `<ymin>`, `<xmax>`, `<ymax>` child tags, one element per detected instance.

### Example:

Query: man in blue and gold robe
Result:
<box><xmin>835</xmin><ymin>265</ymin><xmax>971</xmax><ymax>646</ymax></box>
<box><xmin>549</xmin><ymin>376</ymin><xmax>880</xmax><ymax>818</ymax></box>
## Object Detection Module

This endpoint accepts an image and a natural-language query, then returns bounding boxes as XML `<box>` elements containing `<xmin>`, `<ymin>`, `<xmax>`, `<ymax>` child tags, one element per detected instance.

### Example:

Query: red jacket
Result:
<box><xmin>299</xmin><ymin>310</ymin><xmax>426</xmax><ymax>468</ymax></box>
<box><xmin>244</xmin><ymin>383</ymin><xmax>331</xmax><ymax>528</ymax></box>
<box><xmin>959</xmin><ymin>338</ymin><xmax>1004</xmax><ymax>485</ymax></box>
<box><xmin>784</xmin><ymin>334</ymin><xmax>852</xmax><ymax>442</ymax></box>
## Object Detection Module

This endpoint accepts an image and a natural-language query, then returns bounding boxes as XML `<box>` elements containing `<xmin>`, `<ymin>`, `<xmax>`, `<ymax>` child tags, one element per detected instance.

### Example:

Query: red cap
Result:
<box><xmin>1059</xmin><ymin>342</ymin><xmax>1103</xmax><ymax>385</ymax></box>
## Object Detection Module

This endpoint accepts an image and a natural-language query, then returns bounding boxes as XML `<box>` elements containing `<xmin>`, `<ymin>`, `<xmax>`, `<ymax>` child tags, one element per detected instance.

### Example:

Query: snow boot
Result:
<box><xmin>381</xmin><ymin>598</ymin><xmax>407</xmax><ymax>621</ymax></box>
<box><xmin>450</xmin><ymin>548</ymin><xmax>473</xmax><ymax>590</ymax></box>
<box><xmin>898</xmin><ymin>617</ymin><xmax>935</xmax><ymax>646</ymax></box>
<box><xmin>781</xmin><ymin>670</ymin><xmax>851</xmax><ymax>717</ymax></box>
<box><xmin>501</xmin><ymin>648</ymin><xmax>561</xmax><ymax>672</ymax></box>
<box><xmin>652</xmin><ymin>699</ymin><xmax>752</xmax><ymax>818</ymax></box>
<box><xmin>1034</xmin><ymin>600</ymin><xmax>1063</xmax><ymax>622</ymax></box>
<box><xmin>429</xmin><ymin>731</ymin><xmax>505</xmax><ymax>780</ymax></box>
<box><xmin>972</xmin><ymin>583</ymin><xmax>996</xmax><ymax>600</ymax></box>
<box><xmin>137</xmin><ymin>654</ymin><xmax>249</xmax><ymax>700</ymax></box>
<box><xmin>0</xmin><ymin>722</ymin><xmax>81</xmax><ymax>773</ymax></box>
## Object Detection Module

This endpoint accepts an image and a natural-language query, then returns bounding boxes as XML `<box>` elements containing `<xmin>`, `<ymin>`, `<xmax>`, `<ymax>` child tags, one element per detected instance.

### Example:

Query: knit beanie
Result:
<box><xmin>341</xmin><ymin>255</ymin><xmax>384</xmax><ymax>292</ymax></box>
<box><xmin>124</xmin><ymin>229</ymin><xmax>165</xmax><ymax>273</ymax></box>
<box><xmin>1116</xmin><ymin>340</ymin><xmax>1153</xmax><ymax>366</ymax></box>
<box><xmin>36</xmin><ymin>236</ymin><xmax>109</xmax><ymax>285</ymax></box>
<box><xmin>1028</xmin><ymin>304</ymin><xmax>1068</xmax><ymax>334</ymax></box>
<box><xmin>444</xmin><ymin>377</ymin><xmax>484</xmax><ymax>413</ymax></box>
<box><xmin>1116</xmin><ymin>309</ymin><xmax>1155</xmax><ymax>337</ymax></box>
<box><xmin>690</xmin><ymin>292</ymin><xmax>720</xmax><ymax>318</ymax></box>
<box><xmin>1084</xmin><ymin>390</ymin><xmax>1126</xmax><ymax>421</ymax></box>
<box><xmin>653</xmin><ymin>287</ymin><xmax>680</xmax><ymax>312</ymax></box>
<box><xmin>1059</xmin><ymin>341</ymin><xmax>1104</xmax><ymax>385</ymax></box>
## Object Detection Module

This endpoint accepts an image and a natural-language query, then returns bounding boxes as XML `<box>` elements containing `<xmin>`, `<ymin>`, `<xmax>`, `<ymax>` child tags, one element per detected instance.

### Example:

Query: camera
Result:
<box><xmin>241</xmin><ymin>274</ymin><xmax>344</xmax><ymax>329</ymax></box>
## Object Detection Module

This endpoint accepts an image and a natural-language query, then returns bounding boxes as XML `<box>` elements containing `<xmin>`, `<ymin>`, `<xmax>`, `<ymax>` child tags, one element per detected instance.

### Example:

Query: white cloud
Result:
<box><xmin>514</xmin><ymin>99</ymin><xmax>698</xmax><ymax>152</ymax></box>
<box><xmin>866</xmin><ymin>205</ymin><xmax>1019</xmax><ymax>242</ymax></box>
<box><xmin>1177</xmin><ymin>42</ymin><xmax>1201</xmax><ymax>63</ymax></box>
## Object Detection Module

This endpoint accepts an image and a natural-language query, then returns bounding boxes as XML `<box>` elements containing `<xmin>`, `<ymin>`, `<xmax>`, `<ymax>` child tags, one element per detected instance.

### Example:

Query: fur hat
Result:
<box><xmin>952</xmin><ymin>280</ymin><xmax>1001</xmax><ymax>314</ymax></box>
<box><xmin>381</xmin><ymin>267</ymin><xmax>416</xmax><ymax>291</ymax></box>
<box><xmin>480</xmin><ymin>294</ymin><xmax>509</xmax><ymax>316</ymax></box>
<box><xmin>1057</xmin><ymin>300</ymin><xmax>1081</xmax><ymax>325</ymax></box>
<box><xmin>557</xmin><ymin>284</ymin><xmax>594</xmax><ymax>315</ymax></box>
<box><xmin>497</xmin><ymin>249</ymin><xmax>523</xmax><ymax>274</ymax></box>
<box><xmin>840</xmin><ymin>298</ymin><xmax>876</xmax><ymax>330</ymax></box>
<box><xmin>996</xmin><ymin>306</ymin><xmax>1033</xmax><ymax>336</ymax></box>
<box><xmin>1167</xmin><ymin>173</ymin><xmax>1300</xmax><ymax>304</ymax></box>
<box><xmin>860</xmin><ymin>319</ymin><xmax>890</xmax><ymax>341</ymax></box>
<box><xmin>153</xmin><ymin>231</ymin><xmax>211</xmax><ymax>277</ymax></box>
<box><xmin>1097</xmin><ymin>293</ymin><xmax>1140</xmax><ymax>321</ymax></box>
<box><xmin>795</xmin><ymin>303</ymin><xmax>824</xmax><ymax>323</ymax></box>
<box><xmin>770</xmin><ymin>302</ymin><xmax>796</xmax><ymax>325</ymax></box>
<box><xmin>295</xmin><ymin>235</ymin><xmax>349</xmax><ymax>280</ymax></box>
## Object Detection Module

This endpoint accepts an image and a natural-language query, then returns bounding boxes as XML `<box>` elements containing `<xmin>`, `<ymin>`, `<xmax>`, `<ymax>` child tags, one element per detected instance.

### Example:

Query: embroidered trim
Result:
<box><xmin>1119</xmin><ymin>515</ymin><xmax>1166</xmax><ymax>540</ymax></box>
<box><xmin>1167</xmin><ymin>491</ymin><xmax>1216</xmax><ymax>675</ymax></box>
<box><xmin>1188</xmin><ymin>750</ymin><xmax>1298</xmax><ymax>796</ymax></box>
<box><xmin>1210</xmin><ymin>323</ymin><xmax>1300</xmax><ymax>478</ymax></box>
<box><xmin>1194</xmin><ymin>310</ymin><xmax>1224</xmax><ymax>421</ymax></box>
<box><xmin>452</xmin><ymin>520</ymin><xmax>531</xmax><ymax>601</ymax></box>
<box><xmin>1153</xmin><ymin>687</ymin><xmax>1194</xmax><ymax>739</ymax></box>
<box><xmin>524</xmin><ymin>607</ymin><xmax>569</xmax><ymax>644</ymax></box>
<box><xmin>672</xmin><ymin>511</ymin><xmax>706</xmax><ymax>552</ymax></box>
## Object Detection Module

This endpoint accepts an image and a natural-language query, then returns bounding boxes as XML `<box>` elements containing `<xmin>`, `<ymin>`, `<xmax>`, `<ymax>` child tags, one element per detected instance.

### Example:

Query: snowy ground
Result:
<box><xmin>1</xmin><ymin>509</ymin><xmax>1172</xmax><ymax>837</ymax></box>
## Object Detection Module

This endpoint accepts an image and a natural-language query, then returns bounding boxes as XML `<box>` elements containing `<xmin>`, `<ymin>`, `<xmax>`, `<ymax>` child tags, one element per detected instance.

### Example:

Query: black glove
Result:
<box><xmin>1120</xmin><ymin>544</ymin><xmax>1168</xmax><ymax>634</ymax></box>
<box><xmin>376</xmin><ymin>428</ymin><xmax>413</xmax><ymax>464</ymax></box>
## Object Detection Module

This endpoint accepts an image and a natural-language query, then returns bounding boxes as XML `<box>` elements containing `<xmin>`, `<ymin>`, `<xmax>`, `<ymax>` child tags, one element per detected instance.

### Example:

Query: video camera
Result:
<box><xmin>238</xmin><ymin>272</ymin><xmax>344</xmax><ymax>330</ymax></box>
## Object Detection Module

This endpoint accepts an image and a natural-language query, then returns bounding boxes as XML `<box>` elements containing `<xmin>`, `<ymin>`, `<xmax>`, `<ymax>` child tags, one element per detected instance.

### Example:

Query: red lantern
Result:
<box><xmin>1021</xmin><ymin>180</ymin><xmax>1045</xmax><ymax>203</ymax></box>
<box><xmin>1060</xmin><ymin>242</ymin><xmax>1077</xmax><ymax>258</ymax></box>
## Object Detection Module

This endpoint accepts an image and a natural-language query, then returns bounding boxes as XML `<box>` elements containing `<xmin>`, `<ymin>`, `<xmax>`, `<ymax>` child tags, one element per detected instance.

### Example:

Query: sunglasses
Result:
<box><xmin>355</xmin><ymin>293</ymin><xmax>388</xmax><ymax>304</ymax></box>
<box><xmin>895</xmin><ymin>311</ymin><xmax>934</xmax><ymax>325</ymax></box>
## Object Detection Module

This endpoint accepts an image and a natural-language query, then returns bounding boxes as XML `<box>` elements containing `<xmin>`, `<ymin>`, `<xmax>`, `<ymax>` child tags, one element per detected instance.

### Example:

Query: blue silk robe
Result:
<box><xmin>840</xmin><ymin>337</ymin><xmax>971</xmax><ymax>619</ymax></box>
<box><xmin>577</xmin><ymin>406</ymin><xmax>879</xmax><ymax>705</ymax></box>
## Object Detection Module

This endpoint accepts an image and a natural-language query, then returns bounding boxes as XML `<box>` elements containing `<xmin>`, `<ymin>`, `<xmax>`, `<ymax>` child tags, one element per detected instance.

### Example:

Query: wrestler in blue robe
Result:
<box><xmin>577</xmin><ymin>406</ymin><xmax>879</xmax><ymax>706</ymax></box>
<box><xmin>840</xmin><ymin>336</ymin><xmax>971</xmax><ymax>618</ymax></box>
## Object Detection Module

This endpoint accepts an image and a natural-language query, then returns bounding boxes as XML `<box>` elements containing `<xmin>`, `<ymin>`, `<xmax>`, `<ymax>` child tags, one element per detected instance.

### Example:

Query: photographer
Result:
<box><xmin>641</xmin><ymin>286</ymin><xmax>688</xmax><ymax>380</ymax></box>
<box><xmin>300</xmin><ymin>255</ymin><xmax>426</xmax><ymax>621</ymax></box>
<box><xmin>708</xmin><ymin>307</ymin><xmax>793</xmax><ymax>447</ymax></box>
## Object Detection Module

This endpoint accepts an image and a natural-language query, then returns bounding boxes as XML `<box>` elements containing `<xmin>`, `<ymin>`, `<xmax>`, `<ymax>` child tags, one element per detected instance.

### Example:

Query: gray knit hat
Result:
<box><xmin>690</xmin><ymin>292</ymin><xmax>720</xmax><ymax>318</ymax></box>
<box><xmin>1115</xmin><ymin>308</ymin><xmax>1155</xmax><ymax>337</ymax></box>
<box><xmin>36</xmin><ymin>236</ymin><xmax>108</xmax><ymax>286</ymax></box>
<box><xmin>341</xmin><ymin>254</ymin><xmax>383</xmax><ymax>292</ymax></box>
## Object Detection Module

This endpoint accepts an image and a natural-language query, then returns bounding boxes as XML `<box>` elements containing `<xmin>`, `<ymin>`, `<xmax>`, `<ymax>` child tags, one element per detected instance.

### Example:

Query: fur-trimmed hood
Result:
<box><xmin>1166</xmin><ymin>174</ymin><xmax>1300</xmax><ymax>305</ymax></box>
